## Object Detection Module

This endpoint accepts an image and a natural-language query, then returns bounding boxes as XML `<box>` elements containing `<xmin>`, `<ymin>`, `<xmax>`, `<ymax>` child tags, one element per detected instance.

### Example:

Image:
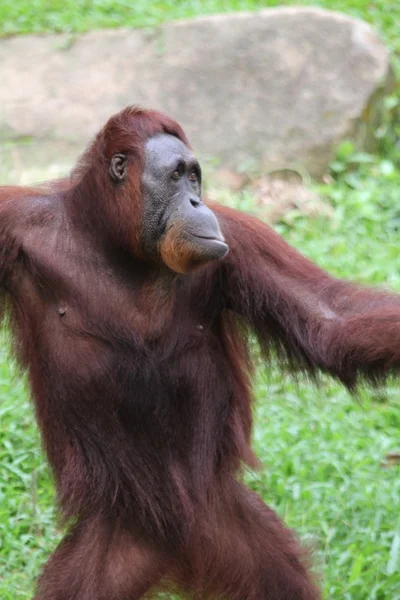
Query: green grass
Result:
<box><xmin>0</xmin><ymin>0</ymin><xmax>399</xmax><ymax>53</ymax></box>
<box><xmin>1</xmin><ymin>157</ymin><xmax>400</xmax><ymax>599</ymax></box>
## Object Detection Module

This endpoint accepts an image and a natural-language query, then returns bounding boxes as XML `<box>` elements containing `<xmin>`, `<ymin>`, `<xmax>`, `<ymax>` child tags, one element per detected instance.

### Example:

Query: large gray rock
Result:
<box><xmin>0</xmin><ymin>8</ymin><xmax>392</xmax><ymax>177</ymax></box>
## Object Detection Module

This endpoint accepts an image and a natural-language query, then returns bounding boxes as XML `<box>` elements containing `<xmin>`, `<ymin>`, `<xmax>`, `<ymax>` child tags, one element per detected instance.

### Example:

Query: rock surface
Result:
<box><xmin>0</xmin><ymin>8</ymin><xmax>392</xmax><ymax>176</ymax></box>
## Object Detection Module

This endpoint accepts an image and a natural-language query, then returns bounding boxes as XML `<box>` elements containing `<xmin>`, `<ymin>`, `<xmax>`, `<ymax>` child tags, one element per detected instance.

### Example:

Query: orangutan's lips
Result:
<box><xmin>192</xmin><ymin>233</ymin><xmax>225</xmax><ymax>243</ymax></box>
<box><xmin>194</xmin><ymin>235</ymin><xmax>218</xmax><ymax>240</ymax></box>
<box><xmin>190</xmin><ymin>234</ymin><xmax>229</xmax><ymax>257</ymax></box>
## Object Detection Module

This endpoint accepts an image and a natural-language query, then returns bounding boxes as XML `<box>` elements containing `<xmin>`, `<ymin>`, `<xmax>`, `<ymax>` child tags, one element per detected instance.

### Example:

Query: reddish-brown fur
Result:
<box><xmin>1</xmin><ymin>107</ymin><xmax>400</xmax><ymax>599</ymax></box>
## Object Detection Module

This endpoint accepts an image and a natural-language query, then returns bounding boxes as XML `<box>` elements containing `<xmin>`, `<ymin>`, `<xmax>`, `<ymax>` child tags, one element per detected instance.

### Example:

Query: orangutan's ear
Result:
<box><xmin>109</xmin><ymin>154</ymin><xmax>127</xmax><ymax>183</ymax></box>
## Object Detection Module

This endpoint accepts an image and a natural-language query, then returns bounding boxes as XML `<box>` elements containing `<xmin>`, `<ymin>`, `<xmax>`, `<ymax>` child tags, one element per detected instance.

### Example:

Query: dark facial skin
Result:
<box><xmin>141</xmin><ymin>134</ymin><xmax>229</xmax><ymax>273</ymax></box>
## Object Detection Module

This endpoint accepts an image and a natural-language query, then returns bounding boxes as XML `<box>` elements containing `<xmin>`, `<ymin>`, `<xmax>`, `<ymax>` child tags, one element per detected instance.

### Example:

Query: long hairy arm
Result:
<box><xmin>214</xmin><ymin>204</ymin><xmax>400</xmax><ymax>389</ymax></box>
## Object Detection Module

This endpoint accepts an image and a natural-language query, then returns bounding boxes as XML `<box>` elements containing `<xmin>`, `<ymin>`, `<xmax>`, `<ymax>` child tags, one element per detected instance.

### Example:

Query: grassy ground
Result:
<box><xmin>1</xmin><ymin>154</ymin><xmax>400</xmax><ymax>599</ymax></box>
<box><xmin>1</xmin><ymin>1</ymin><xmax>400</xmax><ymax>599</ymax></box>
